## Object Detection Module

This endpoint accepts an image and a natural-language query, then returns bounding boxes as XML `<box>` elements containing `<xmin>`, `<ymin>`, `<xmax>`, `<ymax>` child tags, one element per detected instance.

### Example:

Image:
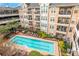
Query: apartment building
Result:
<box><xmin>19</xmin><ymin>3</ymin><xmax>79</xmax><ymax>38</ymax></box>
<box><xmin>0</xmin><ymin>7</ymin><xmax>19</xmax><ymax>25</ymax></box>
<box><xmin>19</xmin><ymin>3</ymin><xmax>79</xmax><ymax>55</ymax></box>
<box><xmin>19</xmin><ymin>3</ymin><xmax>40</xmax><ymax>31</ymax></box>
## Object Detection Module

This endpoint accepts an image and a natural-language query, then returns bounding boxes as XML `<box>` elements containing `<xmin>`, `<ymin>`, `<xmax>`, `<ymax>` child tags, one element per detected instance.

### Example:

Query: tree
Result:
<box><xmin>37</xmin><ymin>31</ymin><xmax>47</xmax><ymax>38</ymax></box>
<box><xmin>59</xmin><ymin>40</ymin><xmax>71</xmax><ymax>56</ymax></box>
<box><xmin>0</xmin><ymin>21</ymin><xmax>19</xmax><ymax>34</ymax></box>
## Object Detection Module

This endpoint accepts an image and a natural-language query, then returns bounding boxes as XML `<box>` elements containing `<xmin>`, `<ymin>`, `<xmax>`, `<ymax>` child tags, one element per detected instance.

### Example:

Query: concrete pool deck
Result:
<box><xmin>10</xmin><ymin>35</ymin><xmax>59</xmax><ymax>56</ymax></box>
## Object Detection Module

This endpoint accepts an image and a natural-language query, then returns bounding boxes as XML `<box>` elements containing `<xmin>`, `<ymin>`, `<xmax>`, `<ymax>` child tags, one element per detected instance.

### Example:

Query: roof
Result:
<box><xmin>26</xmin><ymin>3</ymin><xmax>40</xmax><ymax>8</ymax></box>
<box><xmin>0</xmin><ymin>7</ymin><xmax>19</xmax><ymax>10</ymax></box>
<box><xmin>50</xmin><ymin>3</ymin><xmax>79</xmax><ymax>7</ymax></box>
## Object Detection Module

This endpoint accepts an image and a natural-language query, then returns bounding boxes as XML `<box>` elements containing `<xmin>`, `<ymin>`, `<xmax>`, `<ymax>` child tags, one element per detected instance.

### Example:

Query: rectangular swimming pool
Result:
<box><xmin>11</xmin><ymin>35</ymin><xmax>54</xmax><ymax>54</ymax></box>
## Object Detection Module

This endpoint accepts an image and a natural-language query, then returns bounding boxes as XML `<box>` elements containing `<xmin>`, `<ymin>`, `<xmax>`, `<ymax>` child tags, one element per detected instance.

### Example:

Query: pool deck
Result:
<box><xmin>11</xmin><ymin>35</ymin><xmax>60</xmax><ymax>56</ymax></box>
<box><xmin>0</xmin><ymin>32</ymin><xmax>60</xmax><ymax>56</ymax></box>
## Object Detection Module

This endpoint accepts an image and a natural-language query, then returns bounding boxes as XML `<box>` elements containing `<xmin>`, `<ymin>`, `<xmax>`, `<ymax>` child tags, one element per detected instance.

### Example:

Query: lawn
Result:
<box><xmin>29</xmin><ymin>51</ymin><xmax>43</xmax><ymax>56</ymax></box>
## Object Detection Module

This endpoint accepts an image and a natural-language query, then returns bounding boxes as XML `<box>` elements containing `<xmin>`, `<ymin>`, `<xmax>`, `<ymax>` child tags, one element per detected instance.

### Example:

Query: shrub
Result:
<box><xmin>23</xmin><ymin>28</ymin><xmax>29</xmax><ymax>33</ymax></box>
<box><xmin>46</xmin><ymin>34</ymin><xmax>55</xmax><ymax>38</ymax></box>
<box><xmin>0</xmin><ymin>38</ymin><xmax>3</xmax><ymax>43</ymax></box>
<box><xmin>29</xmin><ymin>51</ymin><xmax>43</xmax><ymax>56</ymax></box>
<box><xmin>3</xmin><ymin>33</ymin><xmax>11</xmax><ymax>39</ymax></box>
<box><xmin>37</xmin><ymin>31</ymin><xmax>47</xmax><ymax>38</ymax></box>
<box><xmin>64</xmin><ymin>42</ymin><xmax>71</xmax><ymax>52</ymax></box>
<box><xmin>58</xmin><ymin>40</ymin><xmax>71</xmax><ymax>56</ymax></box>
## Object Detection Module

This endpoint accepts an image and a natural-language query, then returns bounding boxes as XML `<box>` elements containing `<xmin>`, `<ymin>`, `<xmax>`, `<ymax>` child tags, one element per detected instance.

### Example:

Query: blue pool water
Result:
<box><xmin>11</xmin><ymin>36</ymin><xmax>54</xmax><ymax>54</ymax></box>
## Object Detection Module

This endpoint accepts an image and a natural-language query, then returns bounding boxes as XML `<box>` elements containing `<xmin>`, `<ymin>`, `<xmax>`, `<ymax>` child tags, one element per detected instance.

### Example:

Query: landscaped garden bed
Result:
<box><xmin>58</xmin><ymin>39</ymin><xmax>71</xmax><ymax>56</ymax></box>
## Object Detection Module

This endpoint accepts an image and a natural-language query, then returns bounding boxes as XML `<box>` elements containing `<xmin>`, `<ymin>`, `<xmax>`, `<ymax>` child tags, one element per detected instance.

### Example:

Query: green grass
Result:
<box><xmin>29</xmin><ymin>51</ymin><xmax>43</xmax><ymax>56</ymax></box>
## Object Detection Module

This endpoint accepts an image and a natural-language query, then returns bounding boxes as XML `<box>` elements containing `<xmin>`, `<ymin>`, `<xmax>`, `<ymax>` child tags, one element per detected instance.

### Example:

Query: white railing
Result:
<box><xmin>0</xmin><ymin>19</ymin><xmax>19</xmax><ymax>24</ymax></box>
<box><xmin>0</xmin><ymin>14</ymin><xmax>19</xmax><ymax>17</ymax></box>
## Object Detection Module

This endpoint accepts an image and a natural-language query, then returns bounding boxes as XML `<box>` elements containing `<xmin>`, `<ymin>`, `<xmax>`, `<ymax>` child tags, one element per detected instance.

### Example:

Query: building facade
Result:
<box><xmin>0</xmin><ymin>7</ymin><xmax>19</xmax><ymax>25</ymax></box>
<box><xmin>19</xmin><ymin>3</ymin><xmax>79</xmax><ymax>55</ymax></box>
<box><xmin>19</xmin><ymin>3</ymin><xmax>40</xmax><ymax>31</ymax></box>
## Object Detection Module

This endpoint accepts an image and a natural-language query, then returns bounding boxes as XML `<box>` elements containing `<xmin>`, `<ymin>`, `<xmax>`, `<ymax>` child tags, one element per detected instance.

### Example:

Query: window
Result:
<box><xmin>41</xmin><ymin>4</ymin><xmax>48</xmax><ymax>13</ymax></box>
<box><xmin>54</xmin><ymin>11</ymin><xmax>55</xmax><ymax>13</ymax></box>
<box><xmin>57</xmin><ymin>26</ymin><xmax>67</xmax><ymax>32</ymax></box>
<box><xmin>41</xmin><ymin>23</ymin><xmax>47</xmax><ymax>27</ymax></box>
<box><xmin>69</xmin><ymin>27</ymin><xmax>72</xmax><ymax>32</ymax></box>
<box><xmin>28</xmin><ymin>15</ymin><xmax>32</xmax><ymax>20</ymax></box>
<box><xmin>41</xmin><ymin>16</ymin><xmax>47</xmax><ymax>20</ymax></box>
<box><xmin>50</xmin><ymin>25</ymin><xmax>54</xmax><ymax>29</ymax></box>
<box><xmin>50</xmin><ymin>17</ymin><xmax>54</xmax><ymax>21</ymax></box>
<box><xmin>51</xmin><ymin>8</ymin><xmax>55</xmax><ymax>13</ymax></box>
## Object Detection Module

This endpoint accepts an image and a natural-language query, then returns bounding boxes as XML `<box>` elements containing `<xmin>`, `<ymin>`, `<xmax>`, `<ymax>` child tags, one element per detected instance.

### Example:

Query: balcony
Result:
<box><xmin>35</xmin><ymin>19</ymin><xmax>40</xmax><ymax>21</ymax></box>
<box><xmin>29</xmin><ymin>21</ymin><xmax>33</xmax><ymax>26</ymax></box>
<box><xmin>27</xmin><ymin>11</ymin><xmax>32</xmax><ymax>14</ymax></box>
<box><xmin>28</xmin><ymin>15</ymin><xmax>32</xmax><ymax>20</ymax></box>
<box><xmin>0</xmin><ymin>10</ymin><xmax>18</xmax><ymax>14</ymax></box>
<box><xmin>57</xmin><ymin>26</ymin><xmax>67</xmax><ymax>32</ymax></box>
<box><xmin>35</xmin><ymin>17</ymin><xmax>40</xmax><ymax>21</ymax></box>
<box><xmin>59</xmin><ymin>8</ymin><xmax>71</xmax><ymax>14</ymax></box>
<box><xmin>59</xmin><ymin>7</ymin><xmax>71</xmax><ymax>17</ymax></box>
<box><xmin>35</xmin><ymin>22</ymin><xmax>40</xmax><ymax>27</ymax></box>
<box><xmin>35</xmin><ymin>8</ymin><xmax>40</xmax><ymax>10</ymax></box>
<box><xmin>35</xmin><ymin>16</ymin><xmax>40</xmax><ymax>19</ymax></box>
<box><xmin>59</xmin><ymin>11</ymin><xmax>71</xmax><ymax>15</ymax></box>
<box><xmin>56</xmin><ymin>31</ymin><xmax>66</xmax><ymax>34</ymax></box>
<box><xmin>58</xmin><ymin>17</ymin><xmax>69</xmax><ymax>24</ymax></box>
<box><xmin>34</xmin><ymin>11</ymin><xmax>40</xmax><ymax>14</ymax></box>
<box><xmin>28</xmin><ymin>18</ymin><xmax>32</xmax><ymax>20</ymax></box>
<box><xmin>35</xmin><ymin>24</ymin><xmax>40</xmax><ymax>27</ymax></box>
<box><xmin>0</xmin><ymin>14</ymin><xmax>19</xmax><ymax>17</ymax></box>
<box><xmin>0</xmin><ymin>17</ymin><xmax>19</xmax><ymax>24</ymax></box>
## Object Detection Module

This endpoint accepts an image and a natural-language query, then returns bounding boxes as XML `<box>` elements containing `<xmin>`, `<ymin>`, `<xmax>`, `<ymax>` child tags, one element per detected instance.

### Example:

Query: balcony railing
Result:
<box><xmin>58</xmin><ymin>19</ymin><xmax>69</xmax><ymax>24</ymax></box>
<box><xmin>35</xmin><ymin>18</ymin><xmax>40</xmax><ymax>21</ymax></box>
<box><xmin>59</xmin><ymin>11</ymin><xmax>71</xmax><ymax>15</ymax></box>
<box><xmin>29</xmin><ymin>21</ymin><xmax>33</xmax><ymax>25</ymax></box>
<box><xmin>0</xmin><ymin>10</ymin><xmax>18</xmax><ymax>15</ymax></box>
<box><xmin>35</xmin><ymin>22</ymin><xmax>40</xmax><ymax>27</ymax></box>
<box><xmin>0</xmin><ymin>14</ymin><xmax>19</xmax><ymax>17</ymax></box>
<box><xmin>28</xmin><ymin>18</ymin><xmax>32</xmax><ymax>20</ymax></box>
<box><xmin>0</xmin><ymin>18</ymin><xmax>19</xmax><ymax>24</ymax></box>
<box><xmin>34</xmin><ymin>11</ymin><xmax>40</xmax><ymax>14</ymax></box>
<box><xmin>29</xmin><ymin>23</ymin><xmax>33</xmax><ymax>25</ymax></box>
<box><xmin>57</xmin><ymin>26</ymin><xmax>67</xmax><ymax>32</ymax></box>
<box><xmin>35</xmin><ymin>24</ymin><xmax>40</xmax><ymax>27</ymax></box>
<box><xmin>27</xmin><ymin>11</ymin><xmax>32</xmax><ymax>14</ymax></box>
<box><xmin>58</xmin><ymin>17</ymin><xmax>69</xmax><ymax>24</ymax></box>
